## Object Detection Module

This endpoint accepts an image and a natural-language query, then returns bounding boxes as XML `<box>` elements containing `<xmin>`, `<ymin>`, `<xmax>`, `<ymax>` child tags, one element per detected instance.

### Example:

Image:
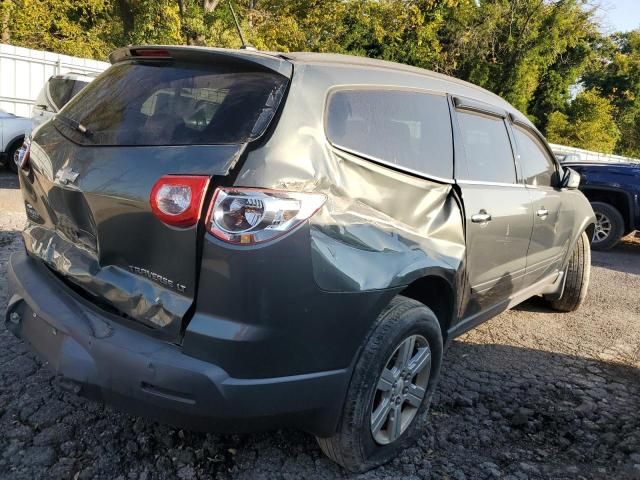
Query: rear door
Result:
<box><xmin>20</xmin><ymin>48</ymin><xmax>291</xmax><ymax>340</ymax></box>
<box><xmin>453</xmin><ymin>99</ymin><xmax>533</xmax><ymax>318</ymax></box>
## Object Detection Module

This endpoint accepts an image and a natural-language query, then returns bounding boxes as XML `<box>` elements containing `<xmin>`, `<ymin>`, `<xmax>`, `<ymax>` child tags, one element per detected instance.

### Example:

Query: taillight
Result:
<box><xmin>206</xmin><ymin>188</ymin><xmax>327</xmax><ymax>245</ymax></box>
<box><xmin>150</xmin><ymin>175</ymin><xmax>209</xmax><ymax>227</ymax></box>
<box><xmin>17</xmin><ymin>138</ymin><xmax>31</xmax><ymax>170</ymax></box>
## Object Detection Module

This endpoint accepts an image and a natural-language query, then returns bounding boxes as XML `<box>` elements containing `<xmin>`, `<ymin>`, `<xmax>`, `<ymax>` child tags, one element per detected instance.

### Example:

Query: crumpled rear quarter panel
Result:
<box><xmin>186</xmin><ymin>63</ymin><xmax>467</xmax><ymax>378</ymax></box>
<box><xmin>237</xmin><ymin>62</ymin><xmax>465</xmax><ymax>294</ymax></box>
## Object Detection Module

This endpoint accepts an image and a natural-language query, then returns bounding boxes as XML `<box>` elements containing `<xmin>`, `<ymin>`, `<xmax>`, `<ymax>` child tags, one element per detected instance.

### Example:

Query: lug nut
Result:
<box><xmin>9</xmin><ymin>312</ymin><xmax>20</xmax><ymax>325</ymax></box>
<box><xmin>403</xmin><ymin>387</ymin><xmax>408</xmax><ymax>394</ymax></box>
<box><xmin>396</xmin><ymin>397</ymin><xmax>402</xmax><ymax>405</ymax></box>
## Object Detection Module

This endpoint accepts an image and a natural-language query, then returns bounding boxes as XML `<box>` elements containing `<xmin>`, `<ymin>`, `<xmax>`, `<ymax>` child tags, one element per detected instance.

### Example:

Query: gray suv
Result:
<box><xmin>6</xmin><ymin>46</ymin><xmax>595</xmax><ymax>472</ymax></box>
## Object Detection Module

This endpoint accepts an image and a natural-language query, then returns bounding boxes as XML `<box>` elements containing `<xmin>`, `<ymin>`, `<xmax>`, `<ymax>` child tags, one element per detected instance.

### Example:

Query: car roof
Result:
<box><xmin>278</xmin><ymin>52</ymin><xmax>529</xmax><ymax>126</ymax></box>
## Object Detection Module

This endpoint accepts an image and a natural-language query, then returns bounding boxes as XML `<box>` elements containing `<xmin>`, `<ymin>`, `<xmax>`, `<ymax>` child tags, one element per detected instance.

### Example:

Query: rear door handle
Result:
<box><xmin>536</xmin><ymin>208</ymin><xmax>549</xmax><ymax>219</ymax></box>
<box><xmin>471</xmin><ymin>211</ymin><xmax>492</xmax><ymax>224</ymax></box>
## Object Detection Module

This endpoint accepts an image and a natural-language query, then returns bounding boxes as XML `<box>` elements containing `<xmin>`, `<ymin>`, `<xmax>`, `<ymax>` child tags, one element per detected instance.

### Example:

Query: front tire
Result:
<box><xmin>590</xmin><ymin>201</ymin><xmax>624</xmax><ymax>251</ymax></box>
<box><xmin>316</xmin><ymin>296</ymin><xmax>443</xmax><ymax>472</ymax></box>
<box><xmin>549</xmin><ymin>231</ymin><xmax>591</xmax><ymax>312</ymax></box>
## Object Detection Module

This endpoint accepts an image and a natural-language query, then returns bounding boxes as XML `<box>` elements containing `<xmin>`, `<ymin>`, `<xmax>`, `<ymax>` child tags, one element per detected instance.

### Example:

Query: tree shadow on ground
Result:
<box><xmin>1</xmin><ymin>325</ymin><xmax>639</xmax><ymax>479</ymax></box>
<box><xmin>592</xmin><ymin>236</ymin><xmax>640</xmax><ymax>276</ymax></box>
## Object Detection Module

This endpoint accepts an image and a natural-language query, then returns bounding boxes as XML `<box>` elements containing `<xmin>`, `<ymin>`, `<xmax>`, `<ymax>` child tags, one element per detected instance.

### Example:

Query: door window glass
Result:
<box><xmin>457</xmin><ymin>111</ymin><xmax>517</xmax><ymax>184</ymax></box>
<box><xmin>513</xmin><ymin>126</ymin><xmax>557</xmax><ymax>187</ymax></box>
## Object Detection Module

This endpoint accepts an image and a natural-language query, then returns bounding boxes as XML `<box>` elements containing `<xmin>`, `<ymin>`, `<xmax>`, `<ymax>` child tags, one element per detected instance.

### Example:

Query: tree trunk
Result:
<box><xmin>203</xmin><ymin>0</ymin><xmax>221</xmax><ymax>12</ymax></box>
<box><xmin>117</xmin><ymin>0</ymin><xmax>135</xmax><ymax>42</ymax></box>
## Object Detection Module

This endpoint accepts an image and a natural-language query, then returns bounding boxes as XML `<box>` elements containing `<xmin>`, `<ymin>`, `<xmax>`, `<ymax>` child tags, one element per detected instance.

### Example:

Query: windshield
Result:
<box><xmin>56</xmin><ymin>62</ymin><xmax>288</xmax><ymax>146</ymax></box>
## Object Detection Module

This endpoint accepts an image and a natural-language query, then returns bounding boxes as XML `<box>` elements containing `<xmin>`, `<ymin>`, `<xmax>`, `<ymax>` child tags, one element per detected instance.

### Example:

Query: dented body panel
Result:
<box><xmin>21</xmin><ymin>121</ymin><xmax>246</xmax><ymax>339</ymax></box>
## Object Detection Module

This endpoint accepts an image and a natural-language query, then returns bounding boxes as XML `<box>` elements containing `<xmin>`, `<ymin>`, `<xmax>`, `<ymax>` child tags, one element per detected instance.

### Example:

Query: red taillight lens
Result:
<box><xmin>205</xmin><ymin>188</ymin><xmax>326</xmax><ymax>245</ymax></box>
<box><xmin>130</xmin><ymin>48</ymin><xmax>172</xmax><ymax>58</ymax></box>
<box><xmin>150</xmin><ymin>175</ymin><xmax>209</xmax><ymax>227</ymax></box>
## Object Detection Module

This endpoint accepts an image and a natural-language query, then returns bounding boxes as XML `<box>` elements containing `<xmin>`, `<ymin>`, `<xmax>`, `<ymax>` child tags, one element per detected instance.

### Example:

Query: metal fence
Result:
<box><xmin>550</xmin><ymin>142</ymin><xmax>640</xmax><ymax>164</ymax></box>
<box><xmin>0</xmin><ymin>44</ymin><xmax>109</xmax><ymax>117</ymax></box>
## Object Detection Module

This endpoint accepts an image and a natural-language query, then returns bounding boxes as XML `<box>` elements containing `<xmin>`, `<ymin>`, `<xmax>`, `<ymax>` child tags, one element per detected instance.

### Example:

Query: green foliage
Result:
<box><xmin>1</xmin><ymin>0</ymin><xmax>638</xmax><ymax>156</ymax></box>
<box><xmin>3</xmin><ymin>0</ymin><xmax>115</xmax><ymax>58</ymax></box>
<box><xmin>546</xmin><ymin>89</ymin><xmax>621</xmax><ymax>153</ymax></box>
<box><xmin>583</xmin><ymin>31</ymin><xmax>640</xmax><ymax>157</ymax></box>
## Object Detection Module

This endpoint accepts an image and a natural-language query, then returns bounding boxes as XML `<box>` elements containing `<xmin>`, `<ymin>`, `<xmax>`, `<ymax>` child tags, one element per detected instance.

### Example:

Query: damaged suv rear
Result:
<box><xmin>6</xmin><ymin>46</ymin><xmax>595</xmax><ymax>472</ymax></box>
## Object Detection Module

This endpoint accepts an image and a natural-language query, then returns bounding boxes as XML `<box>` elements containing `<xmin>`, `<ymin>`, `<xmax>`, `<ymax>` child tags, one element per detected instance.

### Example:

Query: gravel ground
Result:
<box><xmin>1</xmin><ymin>171</ymin><xmax>639</xmax><ymax>480</ymax></box>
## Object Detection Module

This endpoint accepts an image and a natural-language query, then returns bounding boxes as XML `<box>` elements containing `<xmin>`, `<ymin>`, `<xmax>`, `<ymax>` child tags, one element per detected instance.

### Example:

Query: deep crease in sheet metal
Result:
<box><xmin>236</xmin><ymin>63</ymin><xmax>466</xmax><ymax>294</ymax></box>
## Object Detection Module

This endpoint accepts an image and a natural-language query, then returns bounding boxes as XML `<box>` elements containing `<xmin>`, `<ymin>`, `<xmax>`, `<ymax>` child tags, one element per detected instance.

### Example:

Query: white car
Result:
<box><xmin>0</xmin><ymin>109</ymin><xmax>32</xmax><ymax>173</ymax></box>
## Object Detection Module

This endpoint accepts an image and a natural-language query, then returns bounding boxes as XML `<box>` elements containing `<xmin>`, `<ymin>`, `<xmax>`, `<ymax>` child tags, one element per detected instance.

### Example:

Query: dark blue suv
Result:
<box><xmin>562</xmin><ymin>160</ymin><xmax>640</xmax><ymax>250</ymax></box>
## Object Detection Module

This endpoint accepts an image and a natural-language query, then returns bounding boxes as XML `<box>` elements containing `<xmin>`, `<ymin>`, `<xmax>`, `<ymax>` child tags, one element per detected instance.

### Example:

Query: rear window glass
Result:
<box><xmin>326</xmin><ymin>89</ymin><xmax>453</xmax><ymax>179</ymax></box>
<box><xmin>48</xmin><ymin>78</ymin><xmax>89</xmax><ymax>111</ymax></box>
<box><xmin>56</xmin><ymin>62</ymin><xmax>288</xmax><ymax>146</ymax></box>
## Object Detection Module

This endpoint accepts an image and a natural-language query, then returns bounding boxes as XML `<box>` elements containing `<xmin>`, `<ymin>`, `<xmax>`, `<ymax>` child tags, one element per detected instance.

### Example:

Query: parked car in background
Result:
<box><xmin>561</xmin><ymin>160</ymin><xmax>640</xmax><ymax>250</ymax></box>
<box><xmin>0</xmin><ymin>109</ymin><xmax>32</xmax><ymax>173</ymax></box>
<box><xmin>7</xmin><ymin>46</ymin><xmax>595</xmax><ymax>472</ymax></box>
<box><xmin>32</xmin><ymin>72</ymin><xmax>97</xmax><ymax>128</ymax></box>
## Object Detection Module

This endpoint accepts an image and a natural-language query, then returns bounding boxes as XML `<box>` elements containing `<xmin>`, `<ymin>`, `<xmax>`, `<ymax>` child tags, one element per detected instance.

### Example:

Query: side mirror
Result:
<box><xmin>560</xmin><ymin>167</ymin><xmax>580</xmax><ymax>189</ymax></box>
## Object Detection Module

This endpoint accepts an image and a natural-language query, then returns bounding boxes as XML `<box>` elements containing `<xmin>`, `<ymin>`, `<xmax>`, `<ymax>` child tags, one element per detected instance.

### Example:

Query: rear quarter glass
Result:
<box><xmin>55</xmin><ymin>61</ymin><xmax>288</xmax><ymax>146</ymax></box>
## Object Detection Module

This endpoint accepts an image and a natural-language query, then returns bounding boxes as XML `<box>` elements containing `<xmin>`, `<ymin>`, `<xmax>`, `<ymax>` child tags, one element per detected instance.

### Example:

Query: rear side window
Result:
<box><xmin>457</xmin><ymin>111</ymin><xmax>516</xmax><ymax>184</ymax></box>
<box><xmin>48</xmin><ymin>78</ymin><xmax>89</xmax><ymax>111</ymax></box>
<box><xmin>513</xmin><ymin>126</ymin><xmax>557</xmax><ymax>187</ymax></box>
<box><xmin>326</xmin><ymin>89</ymin><xmax>453</xmax><ymax>179</ymax></box>
<box><xmin>57</xmin><ymin>62</ymin><xmax>288</xmax><ymax>146</ymax></box>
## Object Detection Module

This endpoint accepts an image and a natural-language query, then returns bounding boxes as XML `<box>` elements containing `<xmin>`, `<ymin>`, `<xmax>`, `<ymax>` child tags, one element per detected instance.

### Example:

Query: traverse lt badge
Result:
<box><xmin>55</xmin><ymin>166</ymin><xmax>79</xmax><ymax>185</ymax></box>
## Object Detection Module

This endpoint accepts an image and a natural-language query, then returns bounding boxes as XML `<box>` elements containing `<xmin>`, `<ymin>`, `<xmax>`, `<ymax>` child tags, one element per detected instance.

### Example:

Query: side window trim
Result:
<box><xmin>510</xmin><ymin>119</ymin><xmax>560</xmax><ymax>189</ymax></box>
<box><xmin>453</xmin><ymin>96</ymin><xmax>507</xmax><ymax>119</ymax></box>
<box><xmin>451</xmin><ymin>104</ymin><xmax>521</xmax><ymax>186</ymax></box>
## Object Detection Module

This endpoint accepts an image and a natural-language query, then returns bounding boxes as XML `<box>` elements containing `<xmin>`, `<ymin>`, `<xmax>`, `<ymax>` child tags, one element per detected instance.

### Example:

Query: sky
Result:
<box><xmin>596</xmin><ymin>0</ymin><xmax>640</xmax><ymax>33</ymax></box>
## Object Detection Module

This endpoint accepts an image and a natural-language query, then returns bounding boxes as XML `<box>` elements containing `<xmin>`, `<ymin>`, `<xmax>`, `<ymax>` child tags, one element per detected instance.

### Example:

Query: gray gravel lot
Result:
<box><xmin>1</xmin><ymin>171</ymin><xmax>639</xmax><ymax>480</ymax></box>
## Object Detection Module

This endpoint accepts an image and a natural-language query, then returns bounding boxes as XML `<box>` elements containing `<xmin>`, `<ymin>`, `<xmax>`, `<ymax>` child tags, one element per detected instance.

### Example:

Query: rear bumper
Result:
<box><xmin>5</xmin><ymin>251</ymin><xmax>350</xmax><ymax>436</ymax></box>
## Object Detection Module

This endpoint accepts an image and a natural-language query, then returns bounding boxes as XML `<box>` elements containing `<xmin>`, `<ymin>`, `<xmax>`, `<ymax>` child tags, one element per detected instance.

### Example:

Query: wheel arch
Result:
<box><xmin>398</xmin><ymin>273</ymin><xmax>456</xmax><ymax>343</ymax></box>
<box><xmin>581</xmin><ymin>187</ymin><xmax>634</xmax><ymax>233</ymax></box>
<box><xmin>5</xmin><ymin>134</ymin><xmax>25</xmax><ymax>154</ymax></box>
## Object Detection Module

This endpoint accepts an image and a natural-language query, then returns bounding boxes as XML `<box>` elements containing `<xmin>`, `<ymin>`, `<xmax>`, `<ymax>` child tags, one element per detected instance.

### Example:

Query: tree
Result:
<box><xmin>3</xmin><ymin>0</ymin><xmax>116</xmax><ymax>59</ymax></box>
<box><xmin>583</xmin><ymin>30</ymin><xmax>640</xmax><ymax>157</ymax></box>
<box><xmin>546</xmin><ymin>89</ymin><xmax>621</xmax><ymax>153</ymax></box>
<box><xmin>439</xmin><ymin>0</ymin><xmax>598</xmax><ymax>117</ymax></box>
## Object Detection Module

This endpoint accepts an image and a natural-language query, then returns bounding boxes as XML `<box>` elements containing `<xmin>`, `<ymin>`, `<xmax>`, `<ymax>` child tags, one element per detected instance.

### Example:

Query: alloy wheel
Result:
<box><xmin>370</xmin><ymin>334</ymin><xmax>431</xmax><ymax>445</ymax></box>
<box><xmin>594</xmin><ymin>212</ymin><xmax>612</xmax><ymax>244</ymax></box>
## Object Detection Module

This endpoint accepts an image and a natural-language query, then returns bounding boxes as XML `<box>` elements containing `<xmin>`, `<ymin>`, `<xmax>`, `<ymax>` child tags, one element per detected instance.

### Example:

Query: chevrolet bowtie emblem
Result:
<box><xmin>55</xmin><ymin>166</ymin><xmax>79</xmax><ymax>185</ymax></box>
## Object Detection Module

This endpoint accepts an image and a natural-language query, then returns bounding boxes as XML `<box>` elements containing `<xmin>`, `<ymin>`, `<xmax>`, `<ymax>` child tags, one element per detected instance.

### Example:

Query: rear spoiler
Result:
<box><xmin>109</xmin><ymin>46</ymin><xmax>293</xmax><ymax>78</ymax></box>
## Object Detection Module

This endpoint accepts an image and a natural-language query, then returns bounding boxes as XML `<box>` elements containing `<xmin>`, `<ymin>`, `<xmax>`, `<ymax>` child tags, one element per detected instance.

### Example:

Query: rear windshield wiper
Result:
<box><xmin>56</xmin><ymin>115</ymin><xmax>93</xmax><ymax>137</ymax></box>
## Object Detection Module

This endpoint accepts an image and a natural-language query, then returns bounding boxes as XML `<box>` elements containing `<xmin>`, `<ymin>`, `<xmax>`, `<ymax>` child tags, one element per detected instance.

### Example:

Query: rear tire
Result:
<box><xmin>549</xmin><ymin>231</ymin><xmax>591</xmax><ymax>312</ymax></box>
<box><xmin>590</xmin><ymin>201</ymin><xmax>624</xmax><ymax>251</ymax></box>
<box><xmin>6</xmin><ymin>140</ymin><xmax>22</xmax><ymax>174</ymax></box>
<box><xmin>316</xmin><ymin>296</ymin><xmax>443</xmax><ymax>472</ymax></box>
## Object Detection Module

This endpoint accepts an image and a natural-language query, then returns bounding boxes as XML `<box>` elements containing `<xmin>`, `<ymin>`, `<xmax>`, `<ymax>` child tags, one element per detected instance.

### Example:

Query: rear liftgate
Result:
<box><xmin>19</xmin><ymin>46</ymin><xmax>292</xmax><ymax>341</ymax></box>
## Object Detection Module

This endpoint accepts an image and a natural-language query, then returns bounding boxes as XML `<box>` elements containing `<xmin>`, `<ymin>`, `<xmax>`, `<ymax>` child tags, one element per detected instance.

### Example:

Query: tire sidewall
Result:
<box><xmin>7</xmin><ymin>141</ymin><xmax>20</xmax><ymax>173</ymax></box>
<box><xmin>351</xmin><ymin>302</ymin><xmax>443</xmax><ymax>469</ymax></box>
<box><xmin>591</xmin><ymin>201</ymin><xmax>624</xmax><ymax>250</ymax></box>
